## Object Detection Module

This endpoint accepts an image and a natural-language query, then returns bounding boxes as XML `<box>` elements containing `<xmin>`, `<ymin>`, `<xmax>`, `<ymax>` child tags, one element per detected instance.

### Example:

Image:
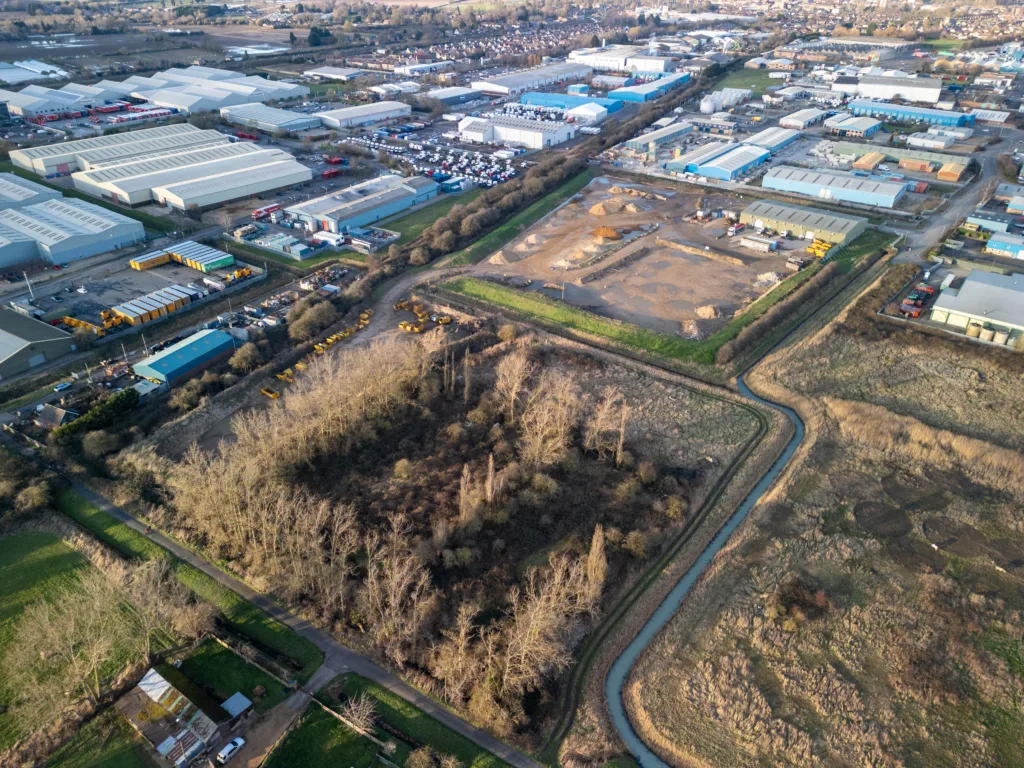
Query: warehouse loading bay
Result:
<box><xmin>19</xmin><ymin>257</ymin><xmax>251</xmax><ymax>328</ymax></box>
<box><xmin>479</xmin><ymin>176</ymin><xmax>809</xmax><ymax>338</ymax></box>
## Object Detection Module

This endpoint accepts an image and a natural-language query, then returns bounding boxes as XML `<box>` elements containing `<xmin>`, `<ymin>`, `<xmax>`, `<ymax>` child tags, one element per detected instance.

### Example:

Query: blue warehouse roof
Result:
<box><xmin>520</xmin><ymin>92</ymin><xmax>623</xmax><ymax>112</ymax></box>
<box><xmin>133</xmin><ymin>328</ymin><xmax>234</xmax><ymax>383</ymax></box>
<box><xmin>848</xmin><ymin>100</ymin><xmax>975</xmax><ymax>126</ymax></box>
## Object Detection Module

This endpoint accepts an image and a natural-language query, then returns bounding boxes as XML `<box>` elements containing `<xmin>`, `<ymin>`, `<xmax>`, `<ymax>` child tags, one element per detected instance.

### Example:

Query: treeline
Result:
<box><xmin>52</xmin><ymin>389</ymin><xmax>139</xmax><ymax>443</ymax></box>
<box><xmin>166</xmin><ymin>339</ymin><xmax>667</xmax><ymax>734</ymax></box>
<box><xmin>400</xmin><ymin>156</ymin><xmax>588</xmax><ymax>264</ymax></box>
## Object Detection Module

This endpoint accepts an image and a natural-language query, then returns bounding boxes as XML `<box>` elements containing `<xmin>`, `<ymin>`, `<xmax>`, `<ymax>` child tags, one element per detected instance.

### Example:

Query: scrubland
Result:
<box><xmin>626</xmin><ymin>265</ymin><xmax>1024</xmax><ymax>767</ymax></box>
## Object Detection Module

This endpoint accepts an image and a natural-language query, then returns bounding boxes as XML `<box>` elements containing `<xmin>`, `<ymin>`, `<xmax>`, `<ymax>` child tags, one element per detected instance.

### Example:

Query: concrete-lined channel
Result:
<box><xmin>605</xmin><ymin>374</ymin><xmax>806</xmax><ymax>767</ymax></box>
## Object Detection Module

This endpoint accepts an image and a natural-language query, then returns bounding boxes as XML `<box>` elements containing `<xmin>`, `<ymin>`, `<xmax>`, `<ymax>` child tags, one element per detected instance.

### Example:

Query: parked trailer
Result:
<box><xmin>235</xmin><ymin>131</ymin><xmax>260</xmax><ymax>141</ymax></box>
<box><xmin>252</xmin><ymin>203</ymin><xmax>282</xmax><ymax>220</ymax></box>
<box><xmin>322</xmin><ymin>168</ymin><xmax>343</xmax><ymax>179</ymax></box>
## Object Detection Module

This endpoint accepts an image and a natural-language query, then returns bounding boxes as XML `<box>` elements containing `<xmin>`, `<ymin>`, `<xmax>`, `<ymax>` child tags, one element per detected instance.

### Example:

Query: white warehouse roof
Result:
<box><xmin>0</xmin><ymin>173</ymin><xmax>61</xmax><ymax>210</ymax></box>
<box><xmin>932</xmin><ymin>271</ymin><xmax>1024</xmax><ymax>329</ymax></box>
<box><xmin>314</xmin><ymin>101</ymin><xmax>411</xmax><ymax>128</ymax></box>
<box><xmin>219</xmin><ymin>103</ymin><xmax>322</xmax><ymax>132</ymax></box>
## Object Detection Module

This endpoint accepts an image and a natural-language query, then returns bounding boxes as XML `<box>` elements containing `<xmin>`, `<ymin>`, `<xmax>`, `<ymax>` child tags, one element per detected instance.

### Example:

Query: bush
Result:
<box><xmin>169</xmin><ymin>380</ymin><xmax>204</xmax><ymax>412</ymax></box>
<box><xmin>52</xmin><ymin>388</ymin><xmax>139</xmax><ymax>442</ymax></box>
<box><xmin>624</xmin><ymin>530</ymin><xmax>647</xmax><ymax>558</ymax></box>
<box><xmin>81</xmin><ymin>430</ymin><xmax>120</xmax><ymax>458</ymax></box>
<box><xmin>497</xmin><ymin>324</ymin><xmax>517</xmax><ymax>343</ymax></box>
<box><xmin>409</xmin><ymin>247</ymin><xmax>429</xmax><ymax>266</ymax></box>
<box><xmin>229</xmin><ymin>342</ymin><xmax>263</xmax><ymax>373</ymax></box>
<box><xmin>394</xmin><ymin>458</ymin><xmax>413</xmax><ymax>479</ymax></box>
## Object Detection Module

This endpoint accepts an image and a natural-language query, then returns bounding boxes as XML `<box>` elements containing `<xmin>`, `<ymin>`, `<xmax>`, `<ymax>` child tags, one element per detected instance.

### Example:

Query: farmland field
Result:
<box><xmin>712</xmin><ymin>68</ymin><xmax>779</xmax><ymax>95</ymax></box>
<box><xmin>46</xmin><ymin>707</ymin><xmax>157</xmax><ymax>768</ymax></box>
<box><xmin>0</xmin><ymin>532</ymin><xmax>91</xmax><ymax>749</ymax></box>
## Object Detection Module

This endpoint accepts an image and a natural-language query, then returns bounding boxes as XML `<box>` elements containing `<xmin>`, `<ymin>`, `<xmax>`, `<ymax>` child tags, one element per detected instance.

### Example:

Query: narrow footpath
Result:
<box><xmin>69</xmin><ymin>482</ymin><xmax>544</xmax><ymax>768</ymax></box>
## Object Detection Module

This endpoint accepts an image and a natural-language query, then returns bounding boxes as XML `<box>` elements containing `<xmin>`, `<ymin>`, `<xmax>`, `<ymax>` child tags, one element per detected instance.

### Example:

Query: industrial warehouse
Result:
<box><xmin>458</xmin><ymin>115</ymin><xmax>576</xmax><ymax>149</ymax></box>
<box><xmin>762</xmin><ymin>166</ymin><xmax>907</xmax><ymax>208</ymax></box>
<box><xmin>132</xmin><ymin>328</ymin><xmax>236</xmax><ymax>387</ymax></box>
<box><xmin>286</xmin><ymin>174</ymin><xmax>438</xmax><ymax>234</ymax></box>
<box><xmin>314</xmin><ymin>101</ymin><xmax>411</xmax><ymax>128</ymax></box>
<box><xmin>219</xmin><ymin>103</ymin><xmax>323</xmax><ymax>133</ymax></box>
<box><xmin>778</xmin><ymin>108</ymin><xmax>828</xmax><ymax>130</ymax></box>
<box><xmin>739</xmin><ymin>200</ymin><xmax>867</xmax><ymax>244</ymax></box>
<box><xmin>0</xmin><ymin>65</ymin><xmax>308</xmax><ymax>118</ymax></box>
<box><xmin>0</xmin><ymin>309</ymin><xmax>76</xmax><ymax>379</ymax></box>
<box><xmin>742</xmin><ymin>127</ymin><xmax>802</xmax><ymax>153</ymax></box>
<box><xmin>929</xmin><ymin>271</ymin><xmax>1024</xmax><ymax>346</ymax></box>
<box><xmin>423</xmin><ymin>87</ymin><xmax>483</xmax><ymax>106</ymax></box>
<box><xmin>471</xmin><ymin>63</ymin><xmax>593</xmax><ymax>96</ymax></box>
<box><xmin>608</xmin><ymin>72</ymin><xmax>690</xmax><ymax>102</ymax></box>
<box><xmin>831</xmin><ymin>75</ymin><xmax>943</xmax><ymax>104</ymax></box>
<box><xmin>848</xmin><ymin>100</ymin><xmax>976</xmax><ymax>127</ymax></box>
<box><xmin>624</xmin><ymin>121</ymin><xmax>692</xmax><ymax>150</ymax></box>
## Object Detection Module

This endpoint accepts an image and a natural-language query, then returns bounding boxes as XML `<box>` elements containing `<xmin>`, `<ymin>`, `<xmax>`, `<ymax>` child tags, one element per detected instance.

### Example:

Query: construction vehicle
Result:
<box><xmin>359</xmin><ymin>311</ymin><xmax>372</xmax><ymax>322</ymax></box>
<box><xmin>295</xmin><ymin>361</ymin><xmax>308</xmax><ymax>372</ymax></box>
<box><xmin>275</xmin><ymin>368</ymin><xmax>294</xmax><ymax>383</ymax></box>
<box><xmin>260</xmin><ymin>387</ymin><xmax>280</xmax><ymax>399</ymax></box>
<box><xmin>394</xmin><ymin>298</ymin><xmax>410</xmax><ymax>311</ymax></box>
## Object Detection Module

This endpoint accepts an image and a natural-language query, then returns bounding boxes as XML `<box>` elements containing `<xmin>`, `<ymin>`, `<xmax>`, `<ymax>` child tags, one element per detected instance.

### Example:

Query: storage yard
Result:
<box><xmin>478</xmin><ymin>176</ymin><xmax>809</xmax><ymax>337</ymax></box>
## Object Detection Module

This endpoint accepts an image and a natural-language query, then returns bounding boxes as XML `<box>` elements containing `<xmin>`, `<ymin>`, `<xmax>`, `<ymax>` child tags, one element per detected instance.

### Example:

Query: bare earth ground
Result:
<box><xmin>625</xmin><ymin>298</ymin><xmax>1024</xmax><ymax>767</ymax></box>
<box><xmin>475</xmin><ymin>176</ymin><xmax>800</xmax><ymax>337</ymax></box>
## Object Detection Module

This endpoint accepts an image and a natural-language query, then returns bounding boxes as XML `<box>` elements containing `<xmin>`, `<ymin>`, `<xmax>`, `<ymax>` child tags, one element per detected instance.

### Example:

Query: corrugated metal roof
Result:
<box><xmin>933</xmin><ymin>270</ymin><xmax>1024</xmax><ymax>328</ymax></box>
<box><xmin>11</xmin><ymin>124</ymin><xmax>200</xmax><ymax>161</ymax></box>
<box><xmin>133</xmin><ymin>329</ymin><xmax>234</xmax><ymax>381</ymax></box>
<box><xmin>699</xmin><ymin>145</ymin><xmax>769</xmax><ymax>173</ymax></box>
<box><xmin>742</xmin><ymin>199</ymin><xmax>866</xmax><ymax>235</ymax></box>
<box><xmin>764</xmin><ymin>166</ymin><xmax>906</xmax><ymax>197</ymax></box>
<box><xmin>742</xmin><ymin>127</ymin><xmax>800</xmax><ymax>149</ymax></box>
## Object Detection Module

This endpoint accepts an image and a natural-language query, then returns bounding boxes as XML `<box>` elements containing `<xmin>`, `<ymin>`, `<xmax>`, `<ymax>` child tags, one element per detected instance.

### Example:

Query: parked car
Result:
<box><xmin>216</xmin><ymin>738</ymin><xmax>245</xmax><ymax>764</ymax></box>
<box><xmin>54</xmin><ymin>382</ymin><xmax>72</xmax><ymax>392</ymax></box>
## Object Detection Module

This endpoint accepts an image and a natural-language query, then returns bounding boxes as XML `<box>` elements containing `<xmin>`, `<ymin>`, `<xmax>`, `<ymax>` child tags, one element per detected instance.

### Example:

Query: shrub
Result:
<box><xmin>52</xmin><ymin>388</ymin><xmax>139</xmax><ymax>442</ymax></box>
<box><xmin>229</xmin><ymin>342</ymin><xmax>263</xmax><ymax>373</ymax></box>
<box><xmin>394</xmin><ymin>458</ymin><xmax>413</xmax><ymax>479</ymax></box>
<box><xmin>624</xmin><ymin>530</ymin><xmax>646</xmax><ymax>558</ymax></box>
<box><xmin>81</xmin><ymin>430</ymin><xmax>120</xmax><ymax>458</ymax></box>
<box><xmin>614</xmin><ymin>477</ymin><xmax>641</xmax><ymax>504</ymax></box>
<box><xmin>497</xmin><ymin>324</ymin><xmax>517</xmax><ymax>343</ymax></box>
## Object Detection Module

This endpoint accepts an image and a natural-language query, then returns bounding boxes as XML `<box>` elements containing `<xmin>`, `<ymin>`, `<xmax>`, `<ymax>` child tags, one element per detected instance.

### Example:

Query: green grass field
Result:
<box><xmin>56</xmin><ymin>491</ymin><xmax>323</xmax><ymax>683</ymax></box>
<box><xmin>714</xmin><ymin>68</ymin><xmax>779</xmax><ymax>95</ymax></box>
<box><xmin>0</xmin><ymin>162</ymin><xmax>177</xmax><ymax>233</ymax></box>
<box><xmin>46</xmin><ymin>707</ymin><xmax>157</xmax><ymax>768</ymax></box>
<box><xmin>264</xmin><ymin>704</ymin><xmax>385</xmax><ymax>768</ymax></box>
<box><xmin>178</xmin><ymin>640</ymin><xmax>290</xmax><ymax>714</ymax></box>
<box><xmin>380</xmin><ymin>188</ymin><xmax>486</xmax><ymax>247</ymax></box>
<box><xmin>222</xmin><ymin>238</ymin><xmax>365</xmax><ymax>268</ymax></box>
<box><xmin>334</xmin><ymin>674</ymin><xmax>512</xmax><ymax>768</ymax></box>
<box><xmin>929</xmin><ymin>38</ymin><xmax>966</xmax><ymax>52</ymax></box>
<box><xmin>449</xmin><ymin>169</ymin><xmax>596</xmax><ymax>266</ymax></box>
<box><xmin>0</xmin><ymin>532</ymin><xmax>91</xmax><ymax>749</ymax></box>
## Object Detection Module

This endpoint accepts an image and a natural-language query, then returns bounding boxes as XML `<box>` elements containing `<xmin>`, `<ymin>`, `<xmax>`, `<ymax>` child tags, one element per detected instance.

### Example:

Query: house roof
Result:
<box><xmin>222</xmin><ymin>692</ymin><xmax>253</xmax><ymax>718</ymax></box>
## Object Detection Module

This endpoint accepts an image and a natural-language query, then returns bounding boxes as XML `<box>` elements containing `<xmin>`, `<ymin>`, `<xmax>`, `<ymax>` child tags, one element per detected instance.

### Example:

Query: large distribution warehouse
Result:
<box><xmin>779</xmin><ymin>108</ymin><xmax>828</xmax><ymax>129</ymax></box>
<box><xmin>458</xmin><ymin>115</ymin><xmax>575</xmax><ymax>149</ymax></box>
<box><xmin>608</xmin><ymin>72</ymin><xmax>690</xmax><ymax>103</ymax></box>
<box><xmin>665</xmin><ymin>141</ymin><xmax>734</xmax><ymax>174</ymax></box>
<box><xmin>471</xmin><ymin>63</ymin><xmax>592</xmax><ymax>96</ymax></box>
<box><xmin>0</xmin><ymin>173</ymin><xmax>60</xmax><ymax>209</ymax></box>
<box><xmin>742</xmin><ymin>126</ymin><xmax>801</xmax><ymax>153</ymax></box>
<box><xmin>848</xmin><ymin>100</ymin><xmax>975</xmax><ymax>127</ymax></box>
<box><xmin>286</xmin><ymin>174</ymin><xmax>438</xmax><ymax>234</ymax></box>
<box><xmin>929</xmin><ymin>270</ymin><xmax>1023</xmax><ymax>346</ymax></box>
<box><xmin>424</xmin><ymin>87</ymin><xmax>483</xmax><ymax>106</ymax></box>
<box><xmin>72</xmin><ymin>143</ymin><xmax>308</xmax><ymax>207</ymax></box>
<box><xmin>314</xmin><ymin>101</ymin><xmax>411</xmax><ymax>128</ymax></box>
<box><xmin>0</xmin><ymin>197</ymin><xmax>144</xmax><ymax>267</ymax></box>
<box><xmin>219</xmin><ymin>103</ymin><xmax>322</xmax><ymax>133</ymax></box>
<box><xmin>133</xmin><ymin>328</ymin><xmax>235</xmax><ymax>387</ymax></box>
<box><xmin>832</xmin><ymin>75</ymin><xmax>942</xmax><ymax>104</ymax></box>
<box><xmin>693</xmin><ymin>144</ymin><xmax>770</xmax><ymax>180</ymax></box>
<box><xmin>739</xmin><ymin>200</ymin><xmax>867</xmax><ymax>244</ymax></box>
<box><xmin>762</xmin><ymin>166</ymin><xmax>907</xmax><ymax>208</ymax></box>
<box><xmin>520</xmin><ymin>91</ymin><xmax>623</xmax><ymax>114</ymax></box>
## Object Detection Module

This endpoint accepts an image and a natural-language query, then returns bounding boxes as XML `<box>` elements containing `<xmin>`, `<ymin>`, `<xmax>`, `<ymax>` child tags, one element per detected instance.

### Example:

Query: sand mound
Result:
<box><xmin>623</xmin><ymin>203</ymin><xmax>642</xmax><ymax>214</ymax></box>
<box><xmin>592</xmin><ymin>226</ymin><xmax>622</xmax><ymax>240</ymax></box>
<box><xmin>525</xmin><ymin>234</ymin><xmax>546</xmax><ymax>245</ymax></box>
<box><xmin>754</xmin><ymin>271</ymin><xmax>785</xmax><ymax>290</ymax></box>
<box><xmin>695</xmin><ymin>304</ymin><xmax>721</xmax><ymax>320</ymax></box>
<box><xmin>681</xmin><ymin>319</ymin><xmax>713</xmax><ymax>340</ymax></box>
<box><xmin>589</xmin><ymin>199</ymin><xmax>625</xmax><ymax>217</ymax></box>
<box><xmin>489</xmin><ymin>250</ymin><xmax>508</xmax><ymax>265</ymax></box>
<box><xmin>609</xmin><ymin>185</ymin><xmax>667</xmax><ymax>201</ymax></box>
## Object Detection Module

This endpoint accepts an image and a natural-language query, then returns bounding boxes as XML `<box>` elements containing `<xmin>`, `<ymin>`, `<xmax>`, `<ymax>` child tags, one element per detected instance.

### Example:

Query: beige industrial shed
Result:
<box><xmin>152</xmin><ymin>160</ymin><xmax>312</xmax><ymax>210</ymax></box>
<box><xmin>739</xmin><ymin>200</ymin><xmax>868</xmax><ymax>244</ymax></box>
<box><xmin>929</xmin><ymin>270</ymin><xmax>1024</xmax><ymax>347</ymax></box>
<box><xmin>0</xmin><ymin>309</ymin><xmax>75</xmax><ymax>379</ymax></box>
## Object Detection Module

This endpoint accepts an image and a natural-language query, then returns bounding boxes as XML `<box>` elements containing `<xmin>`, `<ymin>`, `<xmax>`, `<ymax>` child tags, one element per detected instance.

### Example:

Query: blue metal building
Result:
<box><xmin>567</xmin><ymin>84</ymin><xmax>590</xmax><ymax>95</ymax></box>
<box><xmin>695</xmin><ymin>145</ymin><xmax>770</xmax><ymax>181</ymax></box>
<box><xmin>519</xmin><ymin>92</ymin><xmax>623</xmax><ymax>113</ymax></box>
<box><xmin>762</xmin><ymin>166</ymin><xmax>907</xmax><ymax>208</ymax></box>
<box><xmin>608</xmin><ymin>72</ymin><xmax>690</xmax><ymax>103</ymax></box>
<box><xmin>848</xmin><ymin>100</ymin><xmax>975</xmax><ymax>127</ymax></box>
<box><xmin>133</xmin><ymin>329</ymin><xmax>235</xmax><ymax>387</ymax></box>
<box><xmin>966</xmin><ymin>208</ymin><xmax>1016</xmax><ymax>234</ymax></box>
<box><xmin>985</xmin><ymin>232</ymin><xmax>1024</xmax><ymax>258</ymax></box>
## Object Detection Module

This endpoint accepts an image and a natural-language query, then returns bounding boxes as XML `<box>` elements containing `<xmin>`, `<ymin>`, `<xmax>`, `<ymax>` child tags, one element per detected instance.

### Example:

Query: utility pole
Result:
<box><xmin>121</xmin><ymin>343</ymin><xmax>128</xmax><ymax>365</ymax></box>
<box><xmin>23</xmin><ymin>272</ymin><xmax>34</xmax><ymax>301</ymax></box>
<box><xmin>561</xmin><ymin>281</ymin><xmax>566</xmax><ymax>300</ymax></box>
<box><xmin>141</xmin><ymin>334</ymin><xmax>149</xmax><ymax>356</ymax></box>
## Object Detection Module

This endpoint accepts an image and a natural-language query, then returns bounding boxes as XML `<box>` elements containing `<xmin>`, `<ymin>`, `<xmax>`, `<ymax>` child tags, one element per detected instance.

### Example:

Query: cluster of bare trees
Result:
<box><xmin>2</xmin><ymin>561</ymin><xmax>211</xmax><ymax>734</ymax></box>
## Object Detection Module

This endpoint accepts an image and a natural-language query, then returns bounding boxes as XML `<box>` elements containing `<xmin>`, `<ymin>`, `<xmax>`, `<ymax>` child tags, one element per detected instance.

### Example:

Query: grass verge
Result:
<box><xmin>449</xmin><ymin>168</ymin><xmax>596</xmax><ymax>266</ymax></box>
<box><xmin>712</xmin><ymin>68</ymin><xmax>778</xmax><ymax>95</ymax></box>
<box><xmin>265</xmin><ymin>703</ymin><xmax>389</xmax><ymax>768</ymax></box>
<box><xmin>221</xmin><ymin>238</ymin><xmax>364</xmax><ymax>269</ymax></box>
<box><xmin>381</xmin><ymin>188</ymin><xmax>486</xmax><ymax>247</ymax></box>
<box><xmin>56</xmin><ymin>490</ymin><xmax>323</xmax><ymax>683</ymax></box>
<box><xmin>334</xmin><ymin>674</ymin><xmax>512</xmax><ymax>768</ymax></box>
<box><xmin>45</xmin><ymin>707</ymin><xmax>157</xmax><ymax>768</ymax></box>
<box><xmin>0</xmin><ymin>162</ymin><xmax>177</xmax><ymax>233</ymax></box>
<box><xmin>178</xmin><ymin>639</ymin><xmax>290</xmax><ymax>714</ymax></box>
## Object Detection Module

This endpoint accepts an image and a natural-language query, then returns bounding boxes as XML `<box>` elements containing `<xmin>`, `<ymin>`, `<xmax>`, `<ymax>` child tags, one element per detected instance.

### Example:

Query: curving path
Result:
<box><xmin>604</xmin><ymin>375</ymin><xmax>805</xmax><ymax>767</ymax></box>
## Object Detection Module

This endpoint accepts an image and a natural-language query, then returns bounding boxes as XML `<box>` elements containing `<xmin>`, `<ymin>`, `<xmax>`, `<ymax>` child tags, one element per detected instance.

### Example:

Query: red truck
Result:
<box><xmin>252</xmin><ymin>203</ymin><xmax>282</xmax><ymax>220</ymax></box>
<box><xmin>322</xmin><ymin>168</ymin><xmax>343</xmax><ymax>179</ymax></box>
<box><xmin>235</xmin><ymin>131</ymin><xmax>260</xmax><ymax>141</ymax></box>
<box><xmin>323</xmin><ymin>155</ymin><xmax>345</xmax><ymax>165</ymax></box>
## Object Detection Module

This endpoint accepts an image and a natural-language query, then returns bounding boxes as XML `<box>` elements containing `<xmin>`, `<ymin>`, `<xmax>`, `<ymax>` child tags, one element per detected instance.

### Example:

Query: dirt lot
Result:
<box><xmin>477</xmin><ymin>176</ymin><xmax>803</xmax><ymax>338</ymax></box>
<box><xmin>623</xmin><ymin>273</ymin><xmax>1024</xmax><ymax>767</ymax></box>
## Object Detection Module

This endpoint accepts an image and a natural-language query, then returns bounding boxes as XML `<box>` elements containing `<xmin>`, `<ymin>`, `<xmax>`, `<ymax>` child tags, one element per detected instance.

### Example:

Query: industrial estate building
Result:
<box><xmin>762</xmin><ymin>166</ymin><xmax>907</xmax><ymax>208</ymax></box>
<box><xmin>985</xmin><ymin>232</ymin><xmax>1024</xmax><ymax>259</ymax></box>
<box><xmin>742</xmin><ymin>126</ymin><xmax>801</xmax><ymax>153</ymax></box>
<box><xmin>779</xmin><ymin>108</ymin><xmax>828</xmax><ymax>129</ymax></box>
<box><xmin>739</xmin><ymin>200</ymin><xmax>867</xmax><ymax>244</ymax></box>
<box><xmin>458</xmin><ymin>115</ymin><xmax>576</xmax><ymax>149</ymax></box>
<box><xmin>0</xmin><ymin>65</ymin><xmax>308</xmax><ymax>118</ymax></box>
<box><xmin>133</xmin><ymin>328</ymin><xmax>236</xmax><ymax>387</ymax></box>
<box><xmin>848</xmin><ymin>100</ymin><xmax>975</xmax><ymax>127</ymax></box>
<box><xmin>219</xmin><ymin>104</ymin><xmax>322</xmax><ymax>133</ymax></box>
<box><xmin>624</xmin><ymin>121</ymin><xmax>692</xmax><ymax>150</ymax></box>
<box><xmin>314</xmin><ymin>101</ymin><xmax>411</xmax><ymax>128</ymax></box>
<box><xmin>693</xmin><ymin>145</ymin><xmax>770</xmax><ymax>181</ymax></box>
<box><xmin>568</xmin><ymin>44</ymin><xmax>677</xmax><ymax>73</ymax></box>
<box><xmin>965</xmin><ymin>208</ymin><xmax>1016</xmax><ymax>233</ymax></box>
<box><xmin>471</xmin><ymin>63</ymin><xmax>593</xmax><ymax>96</ymax></box>
<box><xmin>303</xmin><ymin>66</ymin><xmax>364</xmax><ymax>81</ymax></box>
<box><xmin>608</xmin><ymin>72</ymin><xmax>690</xmax><ymax>102</ymax></box>
<box><xmin>0</xmin><ymin>309</ymin><xmax>76</xmax><ymax>379</ymax></box>
<box><xmin>286</xmin><ymin>174</ymin><xmax>438</xmax><ymax>234</ymax></box>
<box><xmin>824</xmin><ymin>114</ymin><xmax>882</xmax><ymax>138</ymax></box>
<box><xmin>0</xmin><ymin>197</ymin><xmax>144</xmax><ymax>267</ymax></box>
<box><xmin>0</xmin><ymin>173</ymin><xmax>60</xmax><ymax>209</ymax></box>
<box><xmin>64</xmin><ymin>129</ymin><xmax>311</xmax><ymax>210</ymax></box>
<box><xmin>930</xmin><ymin>271</ymin><xmax>1024</xmax><ymax>346</ymax></box>
<box><xmin>520</xmin><ymin>91</ymin><xmax>624</xmax><ymax>114</ymax></box>
<box><xmin>424</xmin><ymin>87</ymin><xmax>483</xmax><ymax>106</ymax></box>
<box><xmin>831</xmin><ymin>75</ymin><xmax>942</xmax><ymax>104</ymax></box>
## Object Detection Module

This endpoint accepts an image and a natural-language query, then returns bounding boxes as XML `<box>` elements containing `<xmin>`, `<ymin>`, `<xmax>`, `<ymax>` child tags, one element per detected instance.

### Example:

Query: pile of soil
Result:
<box><xmin>589</xmin><ymin>199</ymin><xmax>624</xmax><ymax>217</ymax></box>
<box><xmin>681</xmin><ymin>318</ymin><xmax>713</xmax><ymax>340</ymax></box>
<box><xmin>695</xmin><ymin>304</ymin><xmax>721</xmax><ymax>320</ymax></box>
<box><xmin>592</xmin><ymin>226</ymin><xmax>622</xmax><ymax>241</ymax></box>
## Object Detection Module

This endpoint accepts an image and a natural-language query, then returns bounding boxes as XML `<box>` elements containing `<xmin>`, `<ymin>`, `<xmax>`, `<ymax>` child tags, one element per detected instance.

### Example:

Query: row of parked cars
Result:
<box><xmin>898</xmin><ymin>282</ymin><xmax>936</xmax><ymax>318</ymax></box>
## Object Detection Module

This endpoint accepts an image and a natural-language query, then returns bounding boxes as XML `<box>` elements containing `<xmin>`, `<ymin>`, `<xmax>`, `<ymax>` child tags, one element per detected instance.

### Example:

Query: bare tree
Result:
<box><xmin>583</xmin><ymin>387</ymin><xmax>625</xmax><ymax>458</ymax></box>
<box><xmin>584</xmin><ymin>524</ymin><xmax>607</xmax><ymax>612</ymax></box>
<box><xmin>616</xmin><ymin>402</ymin><xmax>630</xmax><ymax>468</ymax></box>
<box><xmin>518</xmin><ymin>372</ymin><xmax>581</xmax><ymax>467</ymax></box>
<box><xmin>341</xmin><ymin>691</ymin><xmax>377</xmax><ymax>733</ymax></box>
<box><xmin>493</xmin><ymin>349</ymin><xmax>534</xmax><ymax>423</ymax></box>
<box><xmin>458</xmin><ymin>463</ymin><xmax>478</xmax><ymax>528</ymax></box>
<box><xmin>430</xmin><ymin>602</ymin><xmax>480</xmax><ymax>704</ymax></box>
<box><xmin>463</xmin><ymin>349</ymin><xmax>472</xmax><ymax>404</ymax></box>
